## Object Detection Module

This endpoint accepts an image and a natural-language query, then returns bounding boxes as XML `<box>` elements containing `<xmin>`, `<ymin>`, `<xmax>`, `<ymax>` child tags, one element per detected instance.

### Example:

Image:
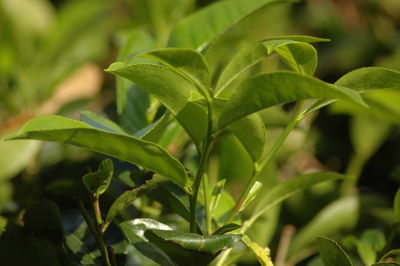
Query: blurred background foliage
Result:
<box><xmin>0</xmin><ymin>0</ymin><xmax>399</xmax><ymax>265</ymax></box>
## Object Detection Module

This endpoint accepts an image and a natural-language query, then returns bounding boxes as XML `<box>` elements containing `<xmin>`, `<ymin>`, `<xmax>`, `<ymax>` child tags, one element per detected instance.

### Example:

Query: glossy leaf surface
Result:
<box><xmin>120</xmin><ymin>219</ymin><xmax>176</xmax><ymax>266</ymax></box>
<box><xmin>80</xmin><ymin>111</ymin><xmax>125</xmax><ymax>134</ymax></box>
<box><xmin>7</xmin><ymin>115</ymin><xmax>190</xmax><ymax>193</ymax></box>
<box><xmin>317</xmin><ymin>236</ymin><xmax>353</xmax><ymax>266</ymax></box>
<box><xmin>216</xmin><ymin>72</ymin><xmax>366</xmax><ymax>129</ymax></box>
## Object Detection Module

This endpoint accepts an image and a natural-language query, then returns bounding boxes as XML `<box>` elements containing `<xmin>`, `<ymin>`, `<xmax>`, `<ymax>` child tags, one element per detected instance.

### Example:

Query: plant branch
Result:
<box><xmin>78</xmin><ymin>196</ymin><xmax>111</xmax><ymax>266</ymax></box>
<box><xmin>227</xmin><ymin>101</ymin><xmax>305</xmax><ymax>223</ymax></box>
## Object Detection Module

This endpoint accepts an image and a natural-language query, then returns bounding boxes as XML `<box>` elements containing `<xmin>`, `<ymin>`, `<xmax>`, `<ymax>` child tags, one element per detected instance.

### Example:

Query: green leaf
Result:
<box><xmin>213</xmin><ymin>223</ymin><xmax>241</xmax><ymax>235</ymax></box>
<box><xmin>307</xmin><ymin>67</ymin><xmax>400</xmax><ymax>117</ymax></box>
<box><xmin>216</xmin><ymin>72</ymin><xmax>366</xmax><ymax>130</ymax></box>
<box><xmin>106</xmin><ymin>63</ymin><xmax>197</xmax><ymax>116</ymax></box>
<box><xmin>210</xmin><ymin>179</ymin><xmax>226</xmax><ymax>214</ymax></box>
<box><xmin>105</xmin><ymin>190</ymin><xmax>138</xmax><ymax>226</ymax></box>
<box><xmin>241</xmin><ymin>235</ymin><xmax>273</xmax><ymax>266</ymax></box>
<box><xmin>140</xmin><ymin>48</ymin><xmax>211</xmax><ymax>93</ymax></box>
<box><xmin>239</xmin><ymin>181</ymin><xmax>263</xmax><ymax>212</ymax></box>
<box><xmin>7</xmin><ymin>115</ymin><xmax>190</xmax><ymax>193</ymax></box>
<box><xmin>317</xmin><ymin>236</ymin><xmax>353</xmax><ymax>266</ymax></box>
<box><xmin>106</xmin><ymin>63</ymin><xmax>208</xmax><ymax>149</ymax></box>
<box><xmin>82</xmin><ymin>158</ymin><xmax>113</xmax><ymax>195</ymax></box>
<box><xmin>335</xmin><ymin>67</ymin><xmax>400</xmax><ymax>92</ymax></box>
<box><xmin>120</xmin><ymin>219</ymin><xmax>177</xmax><ymax>266</ymax></box>
<box><xmin>356</xmin><ymin>230</ymin><xmax>387</xmax><ymax>265</ymax></box>
<box><xmin>145</xmin><ymin>229</ymin><xmax>242</xmax><ymax>265</ymax></box>
<box><xmin>395</xmin><ymin>189</ymin><xmax>400</xmax><ymax>222</ymax></box>
<box><xmin>379</xmin><ymin>249</ymin><xmax>400</xmax><ymax>263</ymax></box>
<box><xmin>216</xmin><ymin>35</ymin><xmax>328</xmax><ymax>96</ymax></box>
<box><xmin>116</xmin><ymin>28</ymin><xmax>155</xmax><ymax>134</ymax></box>
<box><xmin>168</xmin><ymin>0</ymin><xmax>292</xmax><ymax>52</ymax></box>
<box><xmin>229</xmin><ymin>114</ymin><xmax>266</xmax><ymax>162</ymax></box>
<box><xmin>288</xmin><ymin>196</ymin><xmax>359</xmax><ymax>256</ymax></box>
<box><xmin>247</xmin><ymin>172</ymin><xmax>345</xmax><ymax>232</ymax></box>
<box><xmin>134</xmin><ymin>112</ymin><xmax>172</xmax><ymax>142</ymax></box>
<box><xmin>80</xmin><ymin>111</ymin><xmax>125</xmax><ymax>134</ymax></box>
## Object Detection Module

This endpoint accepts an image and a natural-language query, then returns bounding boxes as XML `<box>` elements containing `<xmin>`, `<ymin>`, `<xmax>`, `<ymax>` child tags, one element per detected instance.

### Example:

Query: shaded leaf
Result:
<box><xmin>145</xmin><ymin>229</ymin><xmax>242</xmax><ymax>265</ymax></box>
<box><xmin>134</xmin><ymin>112</ymin><xmax>172</xmax><ymax>142</ymax></box>
<box><xmin>82</xmin><ymin>158</ymin><xmax>113</xmax><ymax>195</ymax></box>
<box><xmin>317</xmin><ymin>236</ymin><xmax>353</xmax><ymax>266</ymax></box>
<box><xmin>229</xmin><ymin>114</ymin><xmax>266</xmax><ymax>162</ymax></box>
<box><xmin>216</xmin><ymin>72</ymin><xmax>366</xmax><ymax>130</ymax></box>
<box><xmin>289</xmin><ymin>196</ymin><xmax>359</xmax><ymax>256</ymax></box>
<box><xmin>372</xmin><ymin>263</ymin><xmax>400</xmax><ymax>266</ymax></box>
<box><xmin>213</xmin><ymin>223</ymin><xmax>241</xmax><ymax>235</ymax></box>
<box><xmin>105</xmin><ymin>190</ymin><xmax>138</xmax><ymax>226</ymax></box>
<box><xmin>7</xmin><ymin>115</ymin><xmax>190</xmax><ymax>193</ymax></box>
<box><xmin>395</xmin><ymin>189</ymin><xmax>400</xmax><ymax>222</ymax></box>
<box><xmin>168</xmin><ymin>0</ymin><xmax>292</xmax><ymax>52</ymax></box>
<box><xmin>241</xmin><ymin>235</ymin><xmax>273</xmax><ymax>266</ymax></box>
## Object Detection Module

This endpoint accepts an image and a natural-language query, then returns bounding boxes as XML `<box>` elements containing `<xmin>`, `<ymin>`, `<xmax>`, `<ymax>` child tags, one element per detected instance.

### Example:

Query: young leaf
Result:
<box><xmin>120</xmin><ymin>219</ymin><xmax>177</xmax><ymax>266</ymax></box>
<box><xmin>145</xmin><ymin>229</ymin><xmax>242</xmax><ymax>265</ymax></box>
<box><xmin>247</xmin><ymin>172</ymin><xmax>346</xmax><ymax>231</ymax></box>
<box><xmin>168</xmin><ymin>0</ymin><xmax>292</xmax><ymax>52</ymax></box>
<box><xmin>210</xmin><ymin>179</ymin><xmax>227</xmax><ymax>214</ymax></box>
<box><xmin>82</xmin><ymin>158</ymin><xmax>113</xmax><ymax>195</ymax></box>
<box><xmin>216</xmin><ymin>35</ymin><xmax>327</xmax><ymax>96</ymax></box>
<box><xmin>305</xmin><ymin>67</ymin><xmax>400</xmax><ymax>117</ymax></box>
<box><xmin>105</xmin><ymin>190</ymin><xmax>138</xmax><ymax>226</ymax></box>
<box><xmin>216</xmin><ymin>72</ymin><xmax>366</xmax><ymax>130</ymax></box>
<box><xmin>106</xmin><ymin>63</ymin><xmax>197</xmax><ymax>116</ymax></box>
<box><xmin>335</xmin><ymin>67</ymin><xmax>400</xmax><ymax>92</ymax></box>
<box><xmin>239</xmin><ymin>181</ymin><xmax>263</xmax><ymax>212</ymax></box>
<box><xmin>140</xmin><ymin>48</ymin><xmax>211</xmax><ymax>94</ymax></box>
<box><xmin>80</xmin><ymin>111</ymin><xmax>125</xmax><ymax>134</ymax></box>
<box><xmin>316</xmin><ymin>236</ymin><xmax>353</xmax><ymax>266</ymax></box>
<box><xmin>241</xmin><ymin>235</ymin><xmax>273</xmax><ymax>266</ymax></box>
<box><xmin>7</xmin><ymin>115</ymin><xmax>190</xmax><ymax>193</ymax></box>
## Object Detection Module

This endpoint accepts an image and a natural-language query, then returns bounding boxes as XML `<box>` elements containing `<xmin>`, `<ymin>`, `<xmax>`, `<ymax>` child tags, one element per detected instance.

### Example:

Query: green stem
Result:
<box><xmin>203</xmin><ymin>172</ymin><xmax>212</xmax><ymax>234</ymax></box>
<box><xmin>190</xmin><ymin>96</ymin><xmax>214</xmax><ymax>233</ymax></box>
<box><xmin>227</xmin><ymin>101</ymin><xmax>305</xmax><ymax>222</ymax></box>
<box><xmin>78</xmin><ymin>197</ymin><xmax>111</xmax><ymax>266</ymax></box>
<box><xmin>340</xmin><ymin>153</ymin><xmax>367</xmax><ymax>196</ymax></box>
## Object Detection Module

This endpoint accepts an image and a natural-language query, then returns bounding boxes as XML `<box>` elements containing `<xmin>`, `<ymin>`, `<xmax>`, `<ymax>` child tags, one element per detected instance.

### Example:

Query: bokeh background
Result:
<box><xmin>0</xmin><ymin>0</ymin><xmax>399</xmax><ymax>265</ymax></box>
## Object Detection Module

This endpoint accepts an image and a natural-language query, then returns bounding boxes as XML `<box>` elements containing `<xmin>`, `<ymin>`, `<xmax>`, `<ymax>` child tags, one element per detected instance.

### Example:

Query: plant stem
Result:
<box><xmin>340</xmin><ymin>153</ymin><xmax>366</xmax><ymax>195</ymax></box>
<box><xmin>227</xmin><ymin>101</ymin><xmax>305</xmax><ymax>222</ymax></box>
<box><xmin>78</xmin><ymin>196</ymin><xmax>112</xmax><ymax>266</ymax></box>
<box><xmin>190</xmin><ymin>96</ymin><xmax>214</xmax><ymax>233</ymax></box>
<box><xmin>202</xmin><ymin>171</ymin><xmax>212</xmax><ymax>234</ymax></box>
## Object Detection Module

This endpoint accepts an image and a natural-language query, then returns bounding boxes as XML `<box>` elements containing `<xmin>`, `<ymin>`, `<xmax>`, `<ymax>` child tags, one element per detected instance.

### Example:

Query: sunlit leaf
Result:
<box><xmin>241</xmin><ymin>235</ymin><xmax>273</xmax><ymax>266</ymax></box>
<box><xmin>7</xmin><ymin>115</ymin><xmax>190</xmax><ymax>193</ymax></box>
<box><xmin>168</xmin><ymin>0</ymin><xmax>292</xmax><ymax>52</ymax></box>
<box><xmin>216</xmin><ymin>72</ymin><xmax>366</xmax><ymax>130</ymax></box>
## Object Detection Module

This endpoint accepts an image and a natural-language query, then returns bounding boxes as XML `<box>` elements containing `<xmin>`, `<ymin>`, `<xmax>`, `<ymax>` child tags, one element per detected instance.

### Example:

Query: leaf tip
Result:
<box><xmin>105</xmin><ymin>62</ymin><xmax>126</xmax><ymax>73</ymax></box>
